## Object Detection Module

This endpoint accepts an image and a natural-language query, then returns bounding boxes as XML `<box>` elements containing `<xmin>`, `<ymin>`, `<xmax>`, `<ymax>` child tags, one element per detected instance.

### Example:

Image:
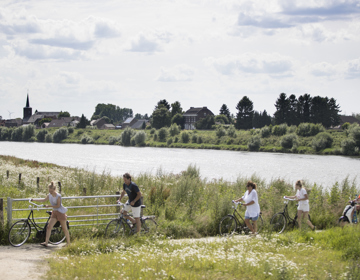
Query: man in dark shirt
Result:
<box><xmin>118</xmin><ymin>173</ymin><xmax>142</xmax><ymax>233</ymax></box>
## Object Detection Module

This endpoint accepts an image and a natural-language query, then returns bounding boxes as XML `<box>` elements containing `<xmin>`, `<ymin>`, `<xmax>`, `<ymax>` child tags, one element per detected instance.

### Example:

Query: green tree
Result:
<box><xmin>171</xmin><ymin>113</ymin><xmax>185</xmax><ymax>129</ymax></box>
<box><xmin>219</xmin><ymin>104</ymin><xmax>232</xmax><ymax>124</ymax></box>
<box><xmin>38</xmin><ymin>118</ymin><xmax>52</xmax><ymax>126</ymax></box>
<box><xmin>156</xmin><ymin>99</ymin><xmax>171</xmax><ymax>110</ymax></box>
<box><xmin>151</xmin><ymin>105</ymin><xmax>171</xmax><ymax>129</ymax></box>
<box><xmin>195</xmin><ymin>115</ymin><xmax>215</xmax><ymax>130</ymax></box>
<box><xmin>274</xmin><ymin>93</ymin><xmax>290</xmax><ymax>125</ymax></box>
<box><xmin>288</xmin><ymin>94</ymin><xmax>298</xmax><ymax>125</ymax></box>
<box><xmin>235</xmin><ymin>96</ymin><xmax>254</xmax><ymax>130</ymax></box>
<box><xmin>58</xmin><ymin>111</ymin><xmax>70</xmax><ymax>118</ymax></box>
<box><xmin>171</xmin><ymin>101</ymin><xmax>183</xmax><ymax>117</ymax></box>
<box><xmin>92</xmin><ymin>103</ymin><xmax>133</xmax><ymax>123</ymax></box>
<box><xmin>77</xmin><ymin>114</ymin><xmax>90</xmax><ymax>128</ymax></box>
<box><xmin>215</xmin><ymin>115</ymin><xmax>229</xmax><ymax>124</ymax></box>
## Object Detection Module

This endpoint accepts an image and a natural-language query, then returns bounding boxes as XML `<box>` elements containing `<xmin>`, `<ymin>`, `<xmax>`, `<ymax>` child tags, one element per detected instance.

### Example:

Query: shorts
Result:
<box><xmin>51</xmin><ymin>211</ymin><xmax>67</xmax><ymax>221</ymax></box>
<box><xmin>297</xmin><ymin>203</ymin><xmax>309</xmax><ymax>212</ymax></box>
<box><xmin>124</xmin><ymin>204</ymin><xmax>141</xmax><ymax>218</ymax></box>
<box><xmin>245</xmin><ymin>214</ymin><xmax>259</xmax><ymax>221</ymax></box>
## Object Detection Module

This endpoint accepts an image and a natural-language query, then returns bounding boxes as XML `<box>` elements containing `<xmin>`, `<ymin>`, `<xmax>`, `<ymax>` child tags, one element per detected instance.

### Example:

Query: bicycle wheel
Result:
<box><xmin>48</xmin><ymin>223</ymin><xmax>67</xmax><ymax>245</ymax></box>
<box><xmin>219</xmin><ymin>215</ymin><xmax>237</xmax><ymax>236</ymax></box>
<box><xmin>105</xmin><ymin>219</ymin><xmax>127</xmax><ymax>238</ymax></box>
<box><xmin>256</xmin><ymin>215</ymin><xmax>264</xmax><ymax>234</ymax></box>
<box><xmin>8</xmin><ymin>220</ymin><xmax>31</xmax><ymax>247</ymax></box>
<box><xmin>270</xmin><ymin>213</ymin><xmax>286</xmax><ymax>234</ymax></box>
<box><xmin>142</xmin><ymin>218</ymin><xmax>157</xmax><ymax>234</ymax></box>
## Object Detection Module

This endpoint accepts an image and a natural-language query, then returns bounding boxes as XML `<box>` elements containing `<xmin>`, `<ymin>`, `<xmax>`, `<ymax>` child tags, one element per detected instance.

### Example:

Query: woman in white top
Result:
<box><xmin>234</xmin><ymin>181</ymin><xmax>260</xmax><ymax>236</ymax></box>
<box><xmin>31</xmin><ymin>181</ymin><xmax>70</xmax><ymax>247</ymax></box>
<box><xmin>285</xmin><ymin>180</ymin><xmax>315</xmax><ymax>231</ymax></box>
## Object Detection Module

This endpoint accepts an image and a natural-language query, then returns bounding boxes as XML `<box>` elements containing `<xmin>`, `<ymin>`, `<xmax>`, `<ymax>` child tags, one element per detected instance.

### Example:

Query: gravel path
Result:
<box><xmin>0</xmin><ymin>244</ymin><xmax>63</xmax><ymax>280</ymax></box>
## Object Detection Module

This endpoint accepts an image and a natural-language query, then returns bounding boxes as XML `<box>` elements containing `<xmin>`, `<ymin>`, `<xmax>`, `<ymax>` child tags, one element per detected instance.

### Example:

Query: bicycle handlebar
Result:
<box><xmin>28</xmin><ymin>199</ymin><xmax>44</xmax><ymax>208</ymax></box>
<box><xmin>283</xmin><ymin>196</ymin><xmax>297</xmax><ymax>201</ymax></box>
<box><xmin>232</xmin><ymin>200</ymin><xmax>243</xmax><ymax>206</ymax></box>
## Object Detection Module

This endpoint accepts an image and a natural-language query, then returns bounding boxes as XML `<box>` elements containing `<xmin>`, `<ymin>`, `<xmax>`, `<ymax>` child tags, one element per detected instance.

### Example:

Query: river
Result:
<box><xmin>0</xmin><ymin>141</ymin><xmax>359</xmax><ymax>188</ymax></box>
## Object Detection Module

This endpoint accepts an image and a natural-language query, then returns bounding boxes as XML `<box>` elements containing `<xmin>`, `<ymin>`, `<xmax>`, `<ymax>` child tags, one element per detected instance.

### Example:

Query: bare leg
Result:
<box><xmin>123</xmin><ymin>210</ymin><xmax>136</xmax><ymax>224</ymax></box>
<box><xmin>297</xmin><ymin>210</ymin><xmax>303</xmax><ymax>230</ymax></box>
<box><xmin>245</xmin><ymin>219</ymin><xmax>255</xmax><ymax>234</ymax></box>
<box><xmin>43</xmin><ymin>218</ymin><xmax>57</xmax><ymax>245</ymax></box>
<box><xmin>135</xmin><ymin>217</ymin><xmax>141</xmax><ymax>233</ymax></box>
<box><xmin>59</xmin><ymin>220</ymin><xmax>70</xmax><ymax>245</ymax></box>
<box><xmin>302</xmin><ymin>212</ymin><xmax>315</xmax><ymax>229</ymax></box>
<box><xmin>252</xmin><ymin>220</ymin><xmax>258</xmax><ymax>234</ymax></box>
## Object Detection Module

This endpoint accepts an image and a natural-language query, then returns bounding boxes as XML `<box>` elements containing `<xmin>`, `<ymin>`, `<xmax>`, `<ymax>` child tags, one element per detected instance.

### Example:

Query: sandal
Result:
<box><xmin>40</xmin><ymin>243</ymin><xmax>48</xmax><ymax>247</ymax></box>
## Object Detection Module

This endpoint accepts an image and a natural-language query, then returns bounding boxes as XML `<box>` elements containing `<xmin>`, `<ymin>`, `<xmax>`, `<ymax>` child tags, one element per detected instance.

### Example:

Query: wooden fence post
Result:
<box><xmin>116</xmin><ymin>191</ymin><xmax>120</xmax><ymax>212</ymax></box>
<box><xmin>18</xmin><ymin>173</ymin><xmax>22</xmax><ymax>184</ymax></box>
<box><xmin>37</xmin><ymin>177</ymin><xmax>40</xmax><ymax>191</ymax></box>
<box><xmin>0</xmin><ymin>198</ymin><xmax>3</xmax><ymax>225</ymax></box>
<box><xmin>6</xmin><ymin>170</ymin><xmax>9</xmax><ymax>179</ymax></box>
<box><xmin>83</xmin><ymin>188</ymin><xmax>87</xmax><ymax>196</ymax></box>
<box><xmin>58</xmin><ymin>182</ymin><xmax>62</xmax><ymax>193</ymax></box>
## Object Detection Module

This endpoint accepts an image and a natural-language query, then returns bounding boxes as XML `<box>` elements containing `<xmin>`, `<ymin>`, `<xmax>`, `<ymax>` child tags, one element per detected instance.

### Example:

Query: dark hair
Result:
<box><xmin>123</xmin><ymin>173</ymin><xmax>131</xmax><ymax>180</ymax></box>
<box><xmin>246</xmin><ymin>181</ymin><xmax>257</xmax><ymax>190</ymax></box>
<box><xmin>295</xmin><ymin>180</ymin><xmax>303</xmax><ymax>188</ymax></box>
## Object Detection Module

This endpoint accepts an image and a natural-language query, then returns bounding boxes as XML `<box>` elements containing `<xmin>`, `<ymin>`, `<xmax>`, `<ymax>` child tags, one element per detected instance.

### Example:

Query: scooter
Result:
<box><xmin>338</xmin><ymin>197</ymin><xmax>358</xmax><ymax>226</ymax></box>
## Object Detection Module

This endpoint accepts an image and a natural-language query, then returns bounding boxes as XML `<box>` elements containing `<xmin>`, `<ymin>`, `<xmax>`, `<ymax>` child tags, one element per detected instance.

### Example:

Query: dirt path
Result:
<box><xmin>0</xmin><ymin>244</ymin><xmax>63</xmax><ymax>280</ymax></box>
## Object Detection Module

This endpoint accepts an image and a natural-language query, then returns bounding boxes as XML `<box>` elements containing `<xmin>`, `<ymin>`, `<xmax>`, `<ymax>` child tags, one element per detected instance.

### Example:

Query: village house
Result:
<box><xmin>183</xmin><ymin>106</ymin><xmax>214</xmax><ymax>130</ymax></box>
<box><xmin>121</xmin><ymin>117</ymin><xmax>137</xmax><ymax>129</ymax></box>
<box><xmin>130</xmin><ymin>119</ymin><xmax>148</xmax><ymax>129</ymax></box>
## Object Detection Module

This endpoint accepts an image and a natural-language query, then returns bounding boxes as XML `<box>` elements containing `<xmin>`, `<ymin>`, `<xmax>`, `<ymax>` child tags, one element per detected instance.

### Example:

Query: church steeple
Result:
<box><xmin>23</xmin><ymin>93</ymin><xmax>32</xmax><ymax>121</ymax></box>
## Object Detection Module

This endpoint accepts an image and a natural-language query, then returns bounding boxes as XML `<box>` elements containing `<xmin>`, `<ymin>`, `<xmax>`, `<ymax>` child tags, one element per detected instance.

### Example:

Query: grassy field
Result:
<box><xmin>1</xmin><ymin>155</ymin><xmax>360</xmax><ymax>279</ymax></box>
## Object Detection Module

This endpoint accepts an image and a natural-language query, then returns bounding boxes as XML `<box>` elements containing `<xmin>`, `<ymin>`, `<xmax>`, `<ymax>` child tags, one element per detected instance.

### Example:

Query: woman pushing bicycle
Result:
<box><xmin>285</xmin><ymin>180</ymin><xmax>315</xmax><ymax>231</ymax></box>
<box><xmin>234</xmin><ymin>181</ymin><xmax>260</xmax><ymax>237</ymax></box>
<box><xmin>31</xmin><ymin>181</ymin><xmax>70</xmax><ymax>247</ymax></box>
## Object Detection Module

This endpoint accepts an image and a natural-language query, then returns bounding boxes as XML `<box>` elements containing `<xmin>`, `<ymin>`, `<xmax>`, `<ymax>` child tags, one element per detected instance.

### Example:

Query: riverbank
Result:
<box><xmin>1</xmin><ymin>122</ymin><xmax>360</xmax><ymax>156</ymax></box>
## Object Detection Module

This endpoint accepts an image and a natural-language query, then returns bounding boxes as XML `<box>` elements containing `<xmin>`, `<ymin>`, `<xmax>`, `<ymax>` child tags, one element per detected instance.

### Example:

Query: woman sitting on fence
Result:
<box><xmin>31</xmin><ymin>181</ymin><xmax>70</xmax><ymax>247</ymax></box>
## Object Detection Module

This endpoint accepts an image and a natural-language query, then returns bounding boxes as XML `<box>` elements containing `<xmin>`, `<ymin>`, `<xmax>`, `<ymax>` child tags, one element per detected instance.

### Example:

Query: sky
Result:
<box><xmin>0</xmin><ymin>0</ymin><xmax>359</xmax><ymax>121</ymax></box>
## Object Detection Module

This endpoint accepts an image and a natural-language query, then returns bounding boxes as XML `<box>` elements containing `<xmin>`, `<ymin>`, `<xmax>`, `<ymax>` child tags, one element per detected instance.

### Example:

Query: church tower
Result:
<box><xmin>23</xmin><ymin>93</ymin><xmax>32</xmax><ymax>120</ymax></box>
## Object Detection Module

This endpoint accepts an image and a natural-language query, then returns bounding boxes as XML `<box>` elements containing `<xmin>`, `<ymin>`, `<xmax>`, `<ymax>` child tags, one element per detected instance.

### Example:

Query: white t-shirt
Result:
<box><xmin>49</xmin><ymin>193</ymin><xmax>67</xmax><ymax>214</ymax></box>
<box><xmin>242</xmin><ymin>189</ymin><xmax>260</xmax><ymax>218</ymax></box>
<box><xmin>296</xmin><ymin>188</ymin><xmax>309</xmax><ymax>206</ymax></box>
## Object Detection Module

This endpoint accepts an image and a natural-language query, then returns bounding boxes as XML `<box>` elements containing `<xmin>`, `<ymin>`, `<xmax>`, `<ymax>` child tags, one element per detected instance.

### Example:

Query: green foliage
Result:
<box><xmin>120</xmin><ymin>127</ymin><xmax>135</xmax><ymax>146</ymax></box>
<box><xmin>168</xmin><ymin>123</ymin><xmax>180</xmax><ymax>136</ymax></box>
<box><xmin>260</xmin><ymin>126</ymin><xmax>271</xmax><ymax>138</ymax></box>
<box><xmin>45</xmin><ymin>133</ymin><xmax>53</xmax><ymax>143</ymax></box>
<box><xmin>195</xmin><ymin>115</ymin><xmax>215</xmax><ymax>130</ymax></box>
<box><xmin>166</xmin><ymin>138</ymin><xmax>173</xmax><ymax>145</ymax></box>
<box><xmin>108</xmin><ymin>136</ymin><xmax>118</xmax><ymax>145</ymax></box>
<box><xmin>349</xmin><ymin>124</ymin><xmax>360</xmax><ymax>147</ymax></box>
<box><xmin>226</xmin><ymin>125</ymin><xmax>236</xmax><ymax>138</ymax></box>
<box><xmin>22</xmin><ymin>124</ymin><xmax>35</xmax><ymax>141</ymax></box>
<box><xmin>38</xmin><ymin>117</ymin><xmax>52</xmax><ymax>126</ymax></box>
<box><xmin>342</xmin><ymin>122</ymin><xmax>350</xmax><ymax>130</ymax></box>
<box><xmin>58</xmin><ymin>111</ymin><xmax>71</xmax><ymax>118</ymax></box>
<box><xmin>91</xmin><ymin>103</ymin><xmax>133</xmax><ymax>123</ymax></box>
<box><xmin>181</xmin><ymin>131</ymin><xmax>190</xmax><ymax>143</ymax></box>
<box><xmin>272</xmin><ymin>123</ymin><xmax>288</xmax><ymax>136</ymax></box>
<box><xmin>36</xmin><ymin>129</ymin><xmax>48</xmax><ymax>142</ymax></box>
<box><xmin>150</xmin><ymin>128</ymin><xmax>156</xmax><ymax>135</ymax></box>
<box><xmin>215</xmin><ymin>114</ymin><xmax>229</xmax><ymax>124</ymax></box>
<box><xmin>134</xmin><ymin>131</ymin><xmax>146</xmax><ymax>146</ymax></box>
<box><xmin>81</xmin><ymin>136</ymin><xmax>94</xmax><ymax>144</ymax></box>
<box><xmin>341</xmin><ymin>138</ymin><xmax>357</xmax><ymax>155</ymax></box>
<box><xmin>248</xmin><ymin>135</ymin><xmax>261</xmax><ymax>151</ymax></box>
<box><xmin>53</xmin><ymin>127</ymin><xmax>69</xmax><ymax>143</ymax></box>
<box><xmin>0</xmin><ymin>127</ymin><xmax>12</xmax><ymax>140</ymax></box>
<box><xmin>152</xmin><ymin>106</ymin><xmax>171</xmax><ymax>129</ymax></box>
<box><xmin>171</xmin><ymin>113</ymin><xmax>185</xmax><ymax>129</ymax></box>
<box><xmin>280</xmin><ymin>133</ymin><xmax>299</xmax><ymax>149</ymax></box>
<box><xmin>191</xmin><ymin>134</ymin><xmax>197</xmax><ymax>143</ymax></box>
<box><xmin>296</xmin><ymin>123</ymin><xmax>325</xmax><ymax>137</ymax></box>
<box><xmin>312</xmin><ymin>132</ymin><xmax>333</xmax><ymax>151</ymax></box>
<box><xmin>11</xmin><ymin>126</ymin><xmax>24</xmax><ymax>141</ymax></box>
<box><xmin>216</xmin><ymin>126</ymin><xmax>226</xmax><ymax>138</ymax></box>
<box><xmin>68</xmin><ymin>127</ymin><xmax>74</xmax><ymax>134</ymax></box>
<box><xmin>157</xmin><ymin>127</ymin><xmax>168</xmax><ymax>142</ymax></box>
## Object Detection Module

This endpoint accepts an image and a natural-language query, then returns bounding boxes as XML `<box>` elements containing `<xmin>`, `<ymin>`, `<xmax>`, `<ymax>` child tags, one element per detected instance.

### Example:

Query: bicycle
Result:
<box><xmin>219</xmin><ymin>200</ymin><xmax>264</xmax><ymax>236</ymax></box>
<box><xmin>8</xmin><ymin>200</ymin><xmax>69</xmax><ymax>247</ymax></box>
<box><xmin>105</xmin><ymin>202</ymin><xmax>157</xmax><ymax>238</ymax></box>
<box><xmin>270</xmin><ymin>196</ymin><xmax>312</xmax><ymax>234</ymax></box>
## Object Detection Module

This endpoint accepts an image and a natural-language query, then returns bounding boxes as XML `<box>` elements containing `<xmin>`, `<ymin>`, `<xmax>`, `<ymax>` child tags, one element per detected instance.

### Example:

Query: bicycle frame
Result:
<box><xmin>231</xmin><ymin>203</ymin><xmax>248</xmax><ymax>227</ymax></box>
<box><xmin>281</xmin><ymin>199</ymin><xmax>297</xmax><ymax>225</ymax></box>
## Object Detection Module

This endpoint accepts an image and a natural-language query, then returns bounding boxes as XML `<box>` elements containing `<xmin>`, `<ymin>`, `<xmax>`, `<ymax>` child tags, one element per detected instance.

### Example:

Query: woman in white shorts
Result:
<box><xmin>285</xmin><ymin>180</ymin><xmax>315</xmax><ymax>231</ymax></box>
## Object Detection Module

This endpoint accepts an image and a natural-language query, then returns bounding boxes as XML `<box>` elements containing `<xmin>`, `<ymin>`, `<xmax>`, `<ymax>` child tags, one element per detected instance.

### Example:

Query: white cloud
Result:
<box><xmin>156</xmin><ymin>64</ymin><xmax>195</xmax><ymax>82</ymax></box>
<box><xmin>309</xmin><ymin>62</ymin><xmax>338</xmax><ymax>77</ymax></box>
<box><xmin>345</xmin><ymin>58</ymin><xmax>360</xmax><ymax>79</ymax></box>
<box><xmin>126</xmin><ymin>30</ymin><xmax>174</xmax><ymax>53</ymax></box>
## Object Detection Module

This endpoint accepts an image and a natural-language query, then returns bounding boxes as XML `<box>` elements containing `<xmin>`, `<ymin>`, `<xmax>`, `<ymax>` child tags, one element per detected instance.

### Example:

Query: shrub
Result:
<box><xmin>342</xmin><ymin>122</ymin><xmax>350</xmax><ymax>130</ymax></box>
<box><xmin>181</xmin><ymin>132</ymin><xmax>190</xmax><ymax>143</ymax></box>
<box><xmin>81</xmin><ymin>136</ymin><xmax>94</xmax><ymax>144</ymax></box>
<box><xmin>174</xmin><ymin>136</ymin><xmax>178</xmax><ymax>143</ymax></box>
<box><xmin>150</xmin><ymin>128</ymin><xmax>156</xmax><ymax>135</ymax></box>
<box><xmin>36</xmin><ymin>129</ymin><xmax>48</xmax><ymax>142</ymax></box>
<box><xmin>0</xmin><ymin>127</ymin><xmax>12</xmax><ymax>140</ymax></box>
<box><xmin>120</xmin><ymin>127</ymin><xmax>135</xmax><ymax>146</ymax></box>
<box><xmin>191</xmin><ymin>134</ymin><xmax>198</xmax><ymax>143</ymax></box>
<box><xmin>108</xmin><ymin>136</ymin><xmax>118</xmax><ymax>145</ymax></box>
<box><xmin>53</xmin><ymin>127</ymin><xmax>69</xmax><ymax>143</ymax></box>
<box><xmin>227</xmin><ymin>125</ymin><xmax>236</xmax><ymax>138</ymax></box>
<box><xmin>158</xmin><ymin>127</ymin><xmax>168</xmax><ymax>142</ymax></box>
<box><xmin>167</xmin><ymin>138</ymin><xmax>173</xmax><ymax>145</ymax></box>
<box><xmin>23</xmin><ymin>124</ymin><xmax>35</xmax><ymax>141</ymax></box>
<box><xmin>260</xmin><ymin>126</ymin><xmax>271</xmax><ymax>138</ymax></box>
<box><xmin>272</xmin><ymin>124</ymin><xmax>288</xmax><ymax>136</ymax></box>
<box><xmin>248</xmin><ymin>135</ymin><xmax>261</xmax><ymax>151</ymax></box>
<box><xmin>296</xmin><ymin>123</ymin><xmax>325</xmax><ymax>137</ymax></box>
<box><xmin>312</xmin><ymin>132</ymin><xmax>333</xmax><ymax>152</ymax></box>
<box><xmin>216</xmin><ymin>127</ymin><xmax>226</xmax><ymax>138</ymax></box>
<box><xmin>11</xmin><ymin>127</ymin><xmax>24</xmax><ymax>141</ymax></box>
<box><xmin>45</xmin><ymin>133</ymin><xmax>53</xmax><ymax>143</ymax></box>
<box><xmin>134</xmin><ymin>131</ymin><xmax>146</xmax><ymax>145</ymax></box>
<box><xmin>349</xmin><ymin>125</ymin><xmax>360</xmax><ymax>147</ymax></box>
<box><xmin>197</xmin><ymin>136</ymin><xmax>203</xmax><ymax>144</ymax></box>
<box><xmin>341</xmin><ymin>138</ymin><xmax>357</xmax><ymax>155</ymax></box>
<box><xmin>280</xmin><ymin>133</ymin><xmax>299</xmax><ymax>149</ymax></box>
<box><xmin>68</xmin><ymin>127</ymin><xmax>74</xmax><ymax>134</ymax></box>
<box><xmin>168</xmin><ymin>124</ymin><xmax>180</xmax><ymax>137</ymax></box>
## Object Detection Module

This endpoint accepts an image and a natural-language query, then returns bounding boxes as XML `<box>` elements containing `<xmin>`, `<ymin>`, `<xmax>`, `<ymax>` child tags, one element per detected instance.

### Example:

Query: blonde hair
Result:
<box><xmin>48</xmin><ymin>181</ymin><xmax>56</xmax><ymax>190</ymax></box>
<box><xmin>247</xmin><ymin>181</ymin><xmax>257</xmax><ymax>190</ymax></box>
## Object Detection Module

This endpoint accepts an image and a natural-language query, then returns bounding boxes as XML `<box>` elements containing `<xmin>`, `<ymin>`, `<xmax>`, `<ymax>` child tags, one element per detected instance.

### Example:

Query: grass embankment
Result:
<box><xmin>1</xmin><ymin>156</ymin><xmax>360</xmax><ymax>279</ymax></box>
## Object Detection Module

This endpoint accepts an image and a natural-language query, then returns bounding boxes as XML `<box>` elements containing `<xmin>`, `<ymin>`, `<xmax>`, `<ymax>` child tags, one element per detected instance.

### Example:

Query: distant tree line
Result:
<box><xmin>91</xmin><ymin>103</ymin><xmax>133</xmax><ymax>124</ymax></box>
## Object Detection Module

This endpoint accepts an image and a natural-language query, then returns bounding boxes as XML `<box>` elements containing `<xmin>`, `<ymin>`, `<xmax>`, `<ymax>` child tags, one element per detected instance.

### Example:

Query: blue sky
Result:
<box><xmin>0</xmin><ymin>0</ymin><xmax>359</xmax><ymax>120</ymax></box>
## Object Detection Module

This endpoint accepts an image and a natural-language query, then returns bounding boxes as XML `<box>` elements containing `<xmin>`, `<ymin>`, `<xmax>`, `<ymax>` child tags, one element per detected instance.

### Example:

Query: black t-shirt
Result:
<box><xmin>123</xmin><ymin>181</ymin><xmax>141</xmax><ymax>207</ymax></box>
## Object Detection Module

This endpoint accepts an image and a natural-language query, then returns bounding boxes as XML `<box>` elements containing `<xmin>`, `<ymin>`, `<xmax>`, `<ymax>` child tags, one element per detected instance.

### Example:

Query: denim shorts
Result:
<box><xmin>245</xmin><ymin>214</ymin><xmax>259</xmax><ymax>221</ymax></box>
